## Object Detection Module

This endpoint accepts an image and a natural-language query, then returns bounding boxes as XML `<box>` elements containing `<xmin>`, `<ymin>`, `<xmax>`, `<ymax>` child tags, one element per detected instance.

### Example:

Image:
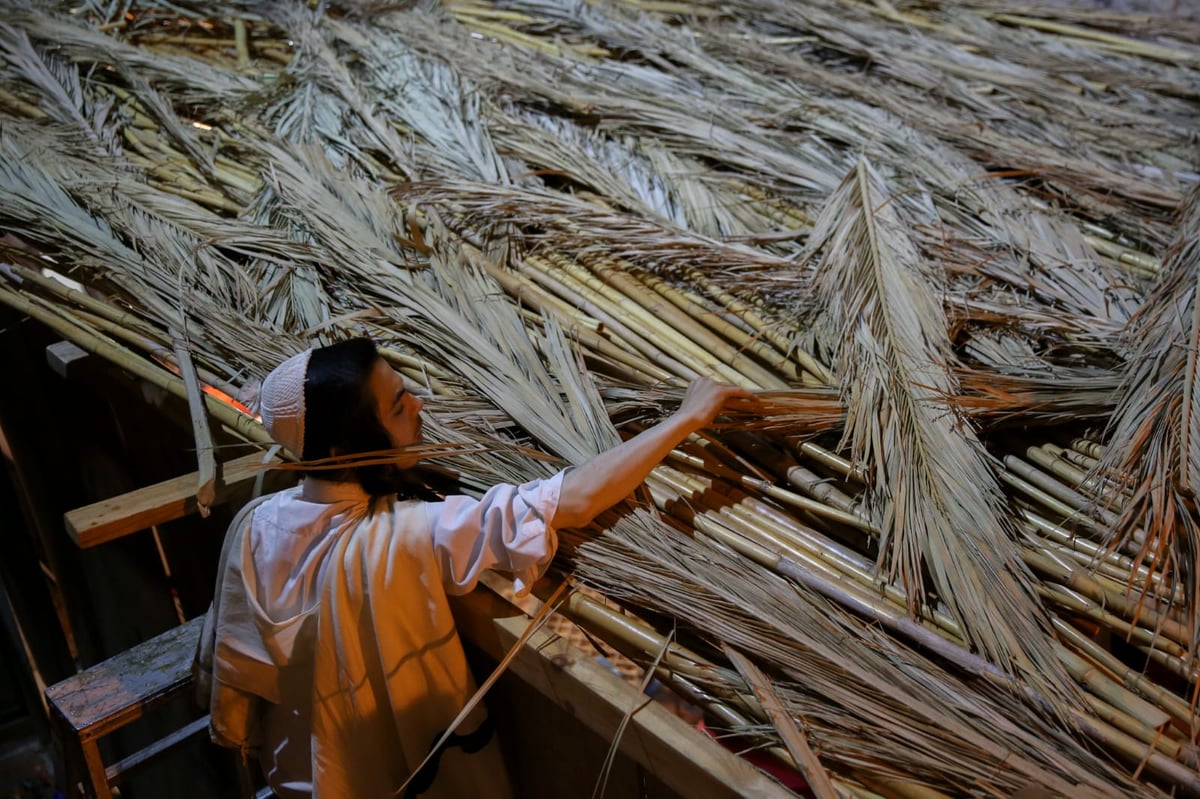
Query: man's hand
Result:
<box><xmin>676</xmin><ymin>377</ymin><xmax>757</xmax><ymax>432</ymax></box>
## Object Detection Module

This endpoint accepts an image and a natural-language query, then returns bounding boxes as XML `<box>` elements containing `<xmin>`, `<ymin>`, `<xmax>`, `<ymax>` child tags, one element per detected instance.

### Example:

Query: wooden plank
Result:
<box><xmin>104</xmin><ymin>715</ymin><xmax>209</xmax><ymax>786</ymax></box>
<box><xmin>64</xmin><ymin>452</ymin><xmax>283</xmax><ymax>548</ymax></box>
<box><xmin>451</xmin><ymin>588</ymin><xmax>793</xmax><ymax>799</ymax></box>
<box><xmin>45</xmin><ymin>616</ymin><xmax>204</xmax><ymax>738</ymax></box>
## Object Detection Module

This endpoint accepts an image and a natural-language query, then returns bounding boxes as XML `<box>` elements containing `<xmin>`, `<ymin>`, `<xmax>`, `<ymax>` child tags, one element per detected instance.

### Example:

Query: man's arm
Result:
<box><xmin>552</xmin><ymin>378</ymin><xmax>753</xmax><ymax>530</ymax></box>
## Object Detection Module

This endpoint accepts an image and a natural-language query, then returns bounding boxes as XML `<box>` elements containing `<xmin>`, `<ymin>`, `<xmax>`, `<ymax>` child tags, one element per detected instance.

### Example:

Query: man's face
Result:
<box><xmin>366</xmin><ymin>357</ymin><xmax>424</xmax><ymax>466</ymax></box>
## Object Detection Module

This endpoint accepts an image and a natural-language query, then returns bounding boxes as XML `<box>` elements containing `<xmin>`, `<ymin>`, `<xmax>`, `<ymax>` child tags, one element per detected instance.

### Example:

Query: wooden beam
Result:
<box><xmin>64</xmin><ymin>452</ymin><xmax>287</xmax><ymax>548</ymax></box>
<box><xmin>451</xmin><ymin>588</ymin><xmax>792</xmax><ymax>799</ymax></box>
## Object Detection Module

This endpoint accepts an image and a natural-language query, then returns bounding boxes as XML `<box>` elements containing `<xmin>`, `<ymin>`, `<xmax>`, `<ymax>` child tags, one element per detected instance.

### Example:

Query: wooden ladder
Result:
<box><xmin>45</xmin><ymin>616</ymin><xmax>211</xmax><ymax>798</ymax></box>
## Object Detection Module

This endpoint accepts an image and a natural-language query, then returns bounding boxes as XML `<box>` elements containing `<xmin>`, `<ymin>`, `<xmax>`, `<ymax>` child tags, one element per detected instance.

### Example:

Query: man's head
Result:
<box><xmin>259</xmin><ymin>337</ymin><xmax>425</xmax><ymax>495</ymax></box>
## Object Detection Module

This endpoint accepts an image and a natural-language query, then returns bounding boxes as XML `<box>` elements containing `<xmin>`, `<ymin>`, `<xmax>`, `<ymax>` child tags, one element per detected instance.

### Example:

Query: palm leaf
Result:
<box><xmin>806</xmin><ymin>157</ymin><xmax>1076</xmax><ymax>704</ymax></box>
<box><xmin>1093</xmin><ymin>184</ymin><xmax>1200</xmax><ymax>663</ymax></box>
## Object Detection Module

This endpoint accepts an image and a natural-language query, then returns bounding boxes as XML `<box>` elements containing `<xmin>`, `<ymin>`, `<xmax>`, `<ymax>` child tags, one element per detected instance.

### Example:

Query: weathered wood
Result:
<box><xmin>46</xmin><ymin>340</ymin><xmax>91</xmax><ymax>378</ymax></box>
<box><xmin>46</xmin><ymin>616</ymin><xmax>203</xmax><ymax>739</ymax></box>
<box><xmin>104</xmin><ymin>715</ymin><xmax>210</xmax><ymax>786</ymax></box>
<box><xmin>451</xmin><ymin>587</ymin><xmax>793</xmax><ymax>799</ymax></box>
<box><xmin>46</xmin><ymin>616</ymin><xmax>207</xmax><ymax>799</ymax></box>
<box><xmin>64</xmin><ymin>452</ymin><xmax>283</xmax><ymax>548</ymax></box>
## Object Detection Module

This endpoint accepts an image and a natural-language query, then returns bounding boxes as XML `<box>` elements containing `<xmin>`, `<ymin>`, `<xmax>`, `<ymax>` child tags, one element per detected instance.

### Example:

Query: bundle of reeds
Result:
<box><xmin>1</xmin><ymin>0</ymin><xmax>1198</xmax><ymax>795</ymax></box>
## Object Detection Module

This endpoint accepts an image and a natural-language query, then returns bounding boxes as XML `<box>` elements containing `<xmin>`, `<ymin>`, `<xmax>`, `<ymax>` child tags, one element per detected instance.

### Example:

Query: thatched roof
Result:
<box><xmin>2</xmin><ymin>1</ymin><xmax>1199</xmax><ymax>795</ymax></box>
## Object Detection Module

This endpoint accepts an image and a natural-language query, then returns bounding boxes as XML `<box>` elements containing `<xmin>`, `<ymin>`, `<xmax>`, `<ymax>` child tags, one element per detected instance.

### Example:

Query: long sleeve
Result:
<box><xmin>425</xmin><ymin>470</ymin><xmax>567</xmax><ymax>596</ymax></box>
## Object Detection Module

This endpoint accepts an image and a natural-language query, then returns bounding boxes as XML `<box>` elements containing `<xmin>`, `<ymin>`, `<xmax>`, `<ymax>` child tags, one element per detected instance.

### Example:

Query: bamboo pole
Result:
<box><xmin>233</xmin><ymin>19</ymin><xmax>251</xmax><ymax>69</ymax></box>
<box><xmin>580</xmin><ymin>253</ymin><xmax>790</xmax><ymax>389</ymax></box>
<box><xmin>520</xmin><ymin>254</ymin><xmax>703</xmax><ymax>381</ymax></box>
<box><xmin>470</xmin><ymin>251</ymin><xmax>676</xmax><ymax>383</ymax></box>
<box><xmin>638</xmin><ymin>270</ymin><xmax>802</xmax><ymax>382</ymax></box>
<box><xmin>468</xmin><ymin>249</ymin><xmax>677</xmax><ymax>383</ymax></box>
<box><xmin>1023</xmin><ymin>548</ymin><xmax>1191</xmax><ymax>650</ymax></box>
<box><xmin>547</xmin><ymin>252</ymin><xmax>754</xmax><ymax>386</ymax></box>
<box><xmin>1038</xmin><ymin>584</ymin><xmax>1189</xmax><ymax>661</ymax></box>
<box><xmin>684</xmin><ymin>268</ymin><xmax>834</xmax><ymax>386</ymax></box>
<box><xmin>1053</xmin><ymin>617</ymin><xmax>1194</xmax><ymax>733</ymax></box>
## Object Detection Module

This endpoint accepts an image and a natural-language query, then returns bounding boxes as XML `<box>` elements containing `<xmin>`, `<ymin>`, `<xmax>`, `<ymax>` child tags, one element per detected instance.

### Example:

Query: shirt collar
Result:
<box><xmin>299</xmin><ymin>477</ymin><xmax>370</xmax><ymax>505</ymax></box>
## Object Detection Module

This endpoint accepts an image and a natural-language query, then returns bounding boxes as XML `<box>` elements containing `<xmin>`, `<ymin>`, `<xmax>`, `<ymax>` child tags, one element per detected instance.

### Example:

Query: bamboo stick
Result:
<box><xmin>665</xmin><ymin>478</ymin><xmax>1200</xmax><ymax>792</ymax></box>
<box><xmin>796</xmin><ymin>442</ymin><xmax>867</xmax><ymax>485</ymax></box>
<box><xmin>520</xmin><ymin>253</ymin><xmax>703</xmax><ymax>380</ymax></box>
<box><xmin>484</xmin><ymin>255</ymin><xmax>676</xmax><ymax>379</ymax></box>
<box><xmin>1057</xmin><ymin>446</ymin><xmax>1100</xmax><ymax>473</ymax></box>
<box><xmin>652</xmin><ymin>462</ymin><xmax>961</xmax><ymax>636</ymax></box>
<box><xmin>0</xmin><ymin>86</ymin><xmax>47</xmax><ymax>119</ymax></box>
<box><xmin>1070</xmin><ymin>438</ymin><xmax>1106</xmax><ymax>461</ymax></box>
<box><xmin>684</xmin><ymin>268</ymin><xmax>834</xmax><ymax>386</ymax></box>
<box><xmin>1055</xmin><ymin>645</ymin><xmax>1170</xmax><ymax>731</ymax></box>
<box><xmin>663</xmin><ymin>451</ymin><xmax>872</xmax><ymax>533</ymax></box>
<box><xmin>1022</xmin><ymin>547</ymin><xmax>1191</xmax><ymax>649</ymax></box>
<box><xmin>233</xmin><ymin>19</ymin><xmax>250</xmax><ymax>69</ymax></box>
<box><xmin>539</xmin><ymin>585</ymin><xmax>818</xmax><ymax>782</ymax></box>
<box><xmin>1000</xmin><ymin>465</ymin><xmax>1108</xmax><ymax>537</ymax></box>
<box><xmin>1031</xmin><ymin>530</ymin><xmax>1180</xmax><ymax>606</ymax></box>
<box><xmin>548</xmin><ymin>253</ymin><xmax>754</xmax><ymax>386</ymax></box>
<box><xmin>581</xmin><ymin>253</ymin><xmax>790</xmax><ymax>389</ymax></box>
<box><xmin>456</xmin><ymin>247</ymin><xmax>676</xmax><ymax>383</ymax></box>
<box><xmin>638</xmin><ymin>270</ymin><xmax>801</xmax><ymax>382</ymax></box>
<box><xmin>1084</xmin><ymin>234</ymin><xmax>1160</xmax><ymax>274</ymax></box>
<box><xmin>1136</xmin><ymin>645</ymin><xmax>1200</xmax><ymax>686</ymax></box>
<box><xmin>1026</xmin><ymin>444</ymin><xmax>1126</xmax><ymax>511</ymax></box>
<box><xmin>735</xmin><ymin>183</ymin><xmax>814</xmax><ymax>227</ymax></box>
<box><xmin>1053</xmin><ymin>617</ymin><xmax>1194</xmax><ymax>732</ymax></box>
<box><xmin>1072</xmin><ymin>713</ymin><xmax>1200</xmax><ymax>793</ymax></box>
<box><xmin>1038</xmin><ymin>584</ymin><xmax>1189</xmax><ymax>661</ymax></box>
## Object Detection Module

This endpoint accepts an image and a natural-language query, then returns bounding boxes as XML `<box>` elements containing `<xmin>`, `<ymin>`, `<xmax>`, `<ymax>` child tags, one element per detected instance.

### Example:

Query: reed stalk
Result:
<box><xmin>547</xmin><ymin>252</ymin><xmax>753</xmax><ymax>386</ymax></box>
<box><xmin>581</xmin><ymin>253</ymin><xmax>789</xmax><ymax>389</ymax></box>
<box><xmin>637</xmin><ymin>270</ymin><xmax>801</xmax><ymax>382</ymax></box>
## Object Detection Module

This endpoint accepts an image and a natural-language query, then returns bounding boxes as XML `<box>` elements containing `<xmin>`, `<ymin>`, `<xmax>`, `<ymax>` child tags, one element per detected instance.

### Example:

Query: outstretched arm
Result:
<box><xmin>552</xmin><ymin>378</ymin><xmax>753</xmax><ymax>530</ymax></box>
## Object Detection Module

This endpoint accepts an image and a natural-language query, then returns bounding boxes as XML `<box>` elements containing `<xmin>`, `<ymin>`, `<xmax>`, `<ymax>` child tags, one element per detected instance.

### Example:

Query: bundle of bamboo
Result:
<box><xmin>1</xmin><ymin>0</ymin><xmax>1198</xmax><ymax>795</ymax></box>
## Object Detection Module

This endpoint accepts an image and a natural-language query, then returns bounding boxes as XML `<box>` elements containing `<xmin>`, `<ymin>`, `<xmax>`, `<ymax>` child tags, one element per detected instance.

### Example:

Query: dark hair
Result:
<box><xmin>302</xmin><ymin>337</ymin><xmax>407</xmax><ymax>498</ymax></box>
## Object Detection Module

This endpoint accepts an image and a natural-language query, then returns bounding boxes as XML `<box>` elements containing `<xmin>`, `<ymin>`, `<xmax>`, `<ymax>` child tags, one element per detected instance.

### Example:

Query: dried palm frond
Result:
<box><xmin>1091</xmin><ymin>184</ymin><xmax>1200</xmax><ymax>664</ymax></box>
<box><xmin>7</xmin><ymin>8</ymin><xmax>260</xmax><ymax>105</ymax></box>
<box><xmin>0</xmin><ymin>21</ymin><xmax>118</xmax><ymax>151</ymax></box>
<box><xmin>3</xmin><ymin>2</ymin><xmax>1200</xmax><ymax>794</ymax></box>
<box><xmin>805</xmin><ymin>157</ymin><xmax>1075</xmax><ymax>704</ymax></box>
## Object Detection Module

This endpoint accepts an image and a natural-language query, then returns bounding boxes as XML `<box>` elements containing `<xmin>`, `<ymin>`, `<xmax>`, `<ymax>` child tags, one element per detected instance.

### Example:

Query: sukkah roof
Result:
<box><xmin>1</xmin><ymin>1</ymin><xmax>1199</xmax><ymax>796</ymax></box>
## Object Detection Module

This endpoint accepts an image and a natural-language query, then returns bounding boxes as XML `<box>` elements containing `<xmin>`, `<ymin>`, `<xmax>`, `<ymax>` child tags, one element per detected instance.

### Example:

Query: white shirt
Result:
<box><xmin>233</xmin><ymin>473</ymin><xmax>564</xmax><ymax>798</ymax></box>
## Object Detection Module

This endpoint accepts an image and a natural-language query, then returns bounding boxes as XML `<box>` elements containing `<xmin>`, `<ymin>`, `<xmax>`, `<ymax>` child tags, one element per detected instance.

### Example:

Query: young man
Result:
<box><xmin>199</xmin><ymin>338</ymin><xmax>750</xmax><ymax>798</ymax></box>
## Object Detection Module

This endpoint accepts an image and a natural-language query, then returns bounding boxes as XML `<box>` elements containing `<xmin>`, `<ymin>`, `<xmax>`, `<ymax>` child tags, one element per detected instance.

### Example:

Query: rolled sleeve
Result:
<box><xmin>426</xmin><ymin>469</ymin><xmax>567</xmax><ymax>596</ymax></box>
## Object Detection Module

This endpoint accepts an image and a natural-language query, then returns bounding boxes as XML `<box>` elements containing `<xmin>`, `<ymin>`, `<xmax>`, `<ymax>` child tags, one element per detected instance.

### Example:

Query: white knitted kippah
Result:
<box><xmin>259</xmin><ymin>348</ymin><xmax>313</xmax><ymax>458</ymax></box>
